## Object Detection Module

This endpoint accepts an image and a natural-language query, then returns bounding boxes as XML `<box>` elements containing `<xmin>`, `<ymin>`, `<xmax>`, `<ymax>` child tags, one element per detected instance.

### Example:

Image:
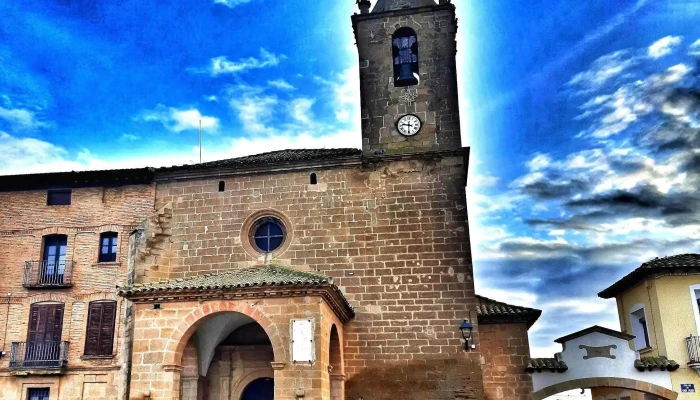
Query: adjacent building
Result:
<box><xmin>594</xmin><ymin>254</ymin><xmax>700</xmax><ymax>400</ymax></box>
<box><xmin>0</xmin><ymin>1</ymin><xmax>543</xmax><ymax>399</ymax></box>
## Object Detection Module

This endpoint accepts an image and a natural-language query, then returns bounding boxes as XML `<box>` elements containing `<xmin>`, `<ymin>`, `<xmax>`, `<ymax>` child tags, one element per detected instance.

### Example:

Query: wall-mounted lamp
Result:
<box><xmin>459</xmin><ymin>310</ymin><xmax>477</xmax><ymax>351</ymax></box>
<box><xmin>459</xmin><ymin>320</ymin><xmax>473</xmax><ymax>350</ymax></box>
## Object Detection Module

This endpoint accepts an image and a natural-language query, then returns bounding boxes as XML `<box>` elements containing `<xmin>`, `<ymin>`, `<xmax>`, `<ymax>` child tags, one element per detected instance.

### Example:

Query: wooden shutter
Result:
<box><xmin>27</xmin><ymin>304</ymin><xmax>63</xmax><ymax>342</ymax></box>
<box><xmin>85</xmin><ymin>301</ymin><xmax>116</xmax><ymax>355</ymax></box>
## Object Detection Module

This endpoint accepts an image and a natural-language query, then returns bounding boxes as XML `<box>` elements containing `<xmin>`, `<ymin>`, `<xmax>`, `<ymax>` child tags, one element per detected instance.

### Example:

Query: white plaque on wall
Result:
<box><xmin>292</xmin><ymin>319</ymin><xmax>315</xmax><ymax>362</ymax></box>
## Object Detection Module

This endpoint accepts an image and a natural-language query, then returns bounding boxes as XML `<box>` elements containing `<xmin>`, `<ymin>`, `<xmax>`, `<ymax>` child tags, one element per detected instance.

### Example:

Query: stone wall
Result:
<box><xmin>479</xmin><ymin>323</ymin><xmax>533</xmax><ymax>400</ymax></box>
<box><xmin>135</xmin><ymin>152</ymin><xmax>483</xmax><ymax>399</ymax></box>
<box><xmin>0</xmin><ymin>184</ymin><xmax>155</xmax><ymax>400</ymax></box>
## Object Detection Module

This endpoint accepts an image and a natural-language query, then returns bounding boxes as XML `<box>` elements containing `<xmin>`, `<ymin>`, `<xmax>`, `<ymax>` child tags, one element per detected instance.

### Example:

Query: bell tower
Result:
<box><xmin>353</xmin><ymin>0</ymin><xmax>461</xmax><ymax>155</ymax></box>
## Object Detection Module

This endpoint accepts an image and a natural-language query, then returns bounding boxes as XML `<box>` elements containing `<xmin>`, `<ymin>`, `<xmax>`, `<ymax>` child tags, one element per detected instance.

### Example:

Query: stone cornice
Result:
<box><xmin>120</xmin><ymin>284</ymin><xmax>355</xmax><ymax>323</ymax></box>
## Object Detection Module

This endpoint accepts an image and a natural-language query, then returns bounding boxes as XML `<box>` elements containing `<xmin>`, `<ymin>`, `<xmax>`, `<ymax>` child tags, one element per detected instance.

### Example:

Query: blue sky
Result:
<box><xmin>3</xmin><ymin>0</ymin><xmax>700</xmax><ymax>358</ymax></box>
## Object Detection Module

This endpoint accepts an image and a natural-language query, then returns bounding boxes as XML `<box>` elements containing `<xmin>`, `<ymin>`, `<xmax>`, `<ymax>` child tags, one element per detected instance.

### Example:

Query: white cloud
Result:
<box><xmin>662</xmin><ymin>64</ymin><xmax>690</xmax><ymax>83</ymax></box>
<box><xmin>314</xmin><ymin>67</ymin><xmax>361</xmax><ymax>128</ymax></box>
<box><xmin>229</xmin><ymin>94</ymin><xmax>278</xmax><ymax>134</ymax></box>
<box><xmin>213</xmin><ymin>0</ymin><xmax>254</xmax><ymax>8</ymax></box>
<box><xmin>119</xmin><ymin>133</ymin><xmax>139</xmax><ymax>142</ymax></box>
<box><xmin>268</xmin><ymin>79</ymin><xmax>296</xmax><ymax>91</ymax></box>
<box><xmin>289</xmin><ymin>98</ymin><xmax>315</xmax><ymax>124</ymax></box>
<box><xmin>648</xmin><ymin>35</ymin><xmax>682</xmax><ymax>58</ymax></box>
<box><xmin>691</xmin><ymin>39</ymin><xmax>700</xmax><ymax>56</ymax></box>
<box><xmin>194</xmin><ymin>49</ymin><xmax>281</xmax><ymax>76</ymax></box>
<box><xmin>140</xmin><ymin>105</ymin><xmax>219</xmax><ymax>133</ymax></box>
<box><xmin>0</xmin><ymin>106</ymin><xmax>48</xmax><ymax>131</ymax></box>
<box><xmin>527</xmin><ymin>154</ymin><xmax>551</xmax><ymax>171</ymax></box>
<box><xmin>540</xmin><ymin>298</ymin><xmax>610</xmax><ymax>315</ymax></box>
<box><xmin>567</xmin><ymin>51</ymin><xmax>636</xmax><ymax>92</ymax></box>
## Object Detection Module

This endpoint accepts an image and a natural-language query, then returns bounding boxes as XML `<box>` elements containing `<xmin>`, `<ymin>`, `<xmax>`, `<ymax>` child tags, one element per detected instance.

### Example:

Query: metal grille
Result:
<box><xmin>10</xmin><ymin>341</ymin><xmax>69</xmax><ymax>369</ymax></box>
<box><xmin>23</xmin><ymin>260</ymin><xmax>73</xmax><ymax>287</ymax></box>
<box><xmin>686</xmin><ymin>335</ymin><xmax>700</xmax><ymax>363</ymax></box>
<box><xmin>27</xmin><ymin>388</ymin><xmax>50</xmax><ymax>400</ymax></box>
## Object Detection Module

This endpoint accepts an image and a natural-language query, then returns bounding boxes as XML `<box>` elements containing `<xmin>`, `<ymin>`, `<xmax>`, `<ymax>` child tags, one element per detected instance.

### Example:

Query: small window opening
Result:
<box><xmin>153</xmin><ymin>303</ymin><xmax>161</xmax><ymax>310</ymax></box>
<box><xmin>310</xmin><ymin>173</ymin><xmax>317</xmax><ymax>185</ymax></box>
<box><xmin>99</xmin><ymin>232</ymin><xmax>118</xmax><ymax>263</ymax></box>
<box><xmin>47</xmin><ymin>189</ymin><xmax>72</xmax><ymax>206</ymax></box>
<box><xmin>219</xmin><ymin>181</ymin><xmax>225</xmax><ymax>192</ymax></box>
<box><xmin>392</xmin><ymin>27</ymin><xmax>419</xmax><ymax>87</ymax></box>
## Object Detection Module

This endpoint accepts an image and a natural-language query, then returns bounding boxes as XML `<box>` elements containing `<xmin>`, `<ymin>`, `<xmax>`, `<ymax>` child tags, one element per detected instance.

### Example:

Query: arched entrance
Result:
<box><xmin>178</xmin><ymin>311</ymin><xmax>275</xmax><ymax>400</ymax></box>
<box><xmin>241</xmin><ymin>377</ymin><xmax>274</xmax><ymax>400</ymax></box>
<box><xmin>329</xmin><ymin>324</ymin><xmax>343</xmax><ymax>400</ymax></box>
<box><xmin>529</xmin><ymin>377</ymin><xmax>677</xmax><ymax>400</ymax></box>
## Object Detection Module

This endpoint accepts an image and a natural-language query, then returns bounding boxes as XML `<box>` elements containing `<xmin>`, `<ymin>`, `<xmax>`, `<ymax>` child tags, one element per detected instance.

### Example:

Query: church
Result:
<box><xmin>0</xmin><ymin>1</ymin><xmax>540</xmax><ymax>399</ymax></box>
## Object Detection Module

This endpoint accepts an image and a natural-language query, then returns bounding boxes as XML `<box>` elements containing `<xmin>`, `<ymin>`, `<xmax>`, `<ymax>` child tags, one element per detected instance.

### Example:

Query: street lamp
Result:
<box><xmin>460</xmin><ymin>319</ymin><xmax>474</xmax><ymax>351</ymax></box>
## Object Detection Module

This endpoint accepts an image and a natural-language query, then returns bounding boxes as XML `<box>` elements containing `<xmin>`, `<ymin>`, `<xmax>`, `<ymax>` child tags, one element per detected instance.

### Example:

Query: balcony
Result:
<box><xmin>9</xmin><ymin>341</ymin><xmax>69</xmax><ymax>372</ymax></box>
<box><xmin>686</xmin><ymin>335</ymin><xmax>700</xmax><ymax>376</ymax></box>
<box><xmin>23</xmin><ymin>260</ymin><xmax>73</xmax><ymax>288</ymax></box>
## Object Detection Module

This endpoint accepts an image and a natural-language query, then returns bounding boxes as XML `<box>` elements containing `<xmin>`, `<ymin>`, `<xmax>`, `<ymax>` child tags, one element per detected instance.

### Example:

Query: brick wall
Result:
<box><xmin>479</xmin><ymin>323</ymin><xmax>533</xmax><ymax>400</ymax></box>
<box><xmin>133</xmin><ymin>153</ymin><xmax>483</xmax><ymax>399</ymax></box>
<box><xmin>0</xmin><ymin>184</ymin><xmax>155</xmax><ymax>400</ymax></box>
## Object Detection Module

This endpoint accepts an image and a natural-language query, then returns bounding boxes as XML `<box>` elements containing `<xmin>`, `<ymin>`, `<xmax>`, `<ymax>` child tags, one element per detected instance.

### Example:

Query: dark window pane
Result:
<box><xmin>101</xmin><ymin>246</ymin><xmax>109</xmax><ymax>254</ymax></box>
<box><xmin>255</xmin><ymin>237</ymin><xmax>269</xmax><ymax>252</ymax></box>
<box><xmin>99</xmin><ymin>233</ymin><xmax>118</xmax><ymax>262</ymax></box>
<box><xmin>268</xmin><ymin>223</ymin><xmax>283</xmax><ymax>236</ymax></box>
<box><xmin>269</xmin><ymin>236</ymin><xmax>283</xmax><ymax>251</ymax></box>
<box><xmin>28</xmin><ymin>388</ymin><xmax>50</xmax><ymax>400</ymax></box>
<box><xmin>47</xmin><ymin>189</ymin><xmax>71</xmax><ymax>205</ymax></box>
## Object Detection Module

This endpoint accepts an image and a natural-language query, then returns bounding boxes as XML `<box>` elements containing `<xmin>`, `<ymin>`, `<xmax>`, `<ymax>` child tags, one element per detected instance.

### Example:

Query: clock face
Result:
<box><xmin>396</xmin><ymin>114</ymin><xmax>422</xmax><ymax>137</ymax></box>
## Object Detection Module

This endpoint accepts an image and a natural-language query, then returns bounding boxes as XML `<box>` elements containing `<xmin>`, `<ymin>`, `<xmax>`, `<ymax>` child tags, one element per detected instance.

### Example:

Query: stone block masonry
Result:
<box><xmin>132</xmin><ymin>150</ymin><xmax>484</xmax><ymax>399</ymax></box>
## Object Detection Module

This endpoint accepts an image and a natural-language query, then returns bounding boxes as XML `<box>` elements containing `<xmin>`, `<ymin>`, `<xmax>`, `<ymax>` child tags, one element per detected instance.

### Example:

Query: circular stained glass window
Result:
<box><xmin>252</xmin><ymin>217</ymin><xmax>285</xmax><ymax>253</ymax></box>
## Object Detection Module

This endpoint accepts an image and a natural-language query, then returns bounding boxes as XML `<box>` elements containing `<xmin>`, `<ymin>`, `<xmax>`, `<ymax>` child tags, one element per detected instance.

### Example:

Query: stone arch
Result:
<box><xmin>529</xmin><ymin>378</ymin><xmax>678</xmax><ymax>400</ymax></box>
<box><xmin>328</xmin><ymin>324</ymin><xmax>342</xmax><ymax>374</ymax></box>
<box><xmin>163</xmin><ymin>301</ymin><xmax>286</xmax><ymax>368</ymax></box>
<box><xmin>231</xmin><ymin>369</ymin><xmax>275</xmax><ymax>400</ymax></box>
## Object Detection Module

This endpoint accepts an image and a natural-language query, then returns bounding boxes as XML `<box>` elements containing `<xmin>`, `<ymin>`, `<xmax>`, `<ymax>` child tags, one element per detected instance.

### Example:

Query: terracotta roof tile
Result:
<box><xmin>159</xmin><ymin>148</ymin><xmax>361</xmax><ymax>172</ymax></box>
<box><xmin>118</xmin><ymin>265</ymin><xmax>333</xmax><ymax>294</ymax></box>
<box><xmin>526</xmin><ymin>358</ymin><xmax>568</xmax><ymax>373</ymax></box>
<box><xmin>635</xmin><ymin>356</ymin><xmax>680</xmax><ymax>372</ymax></box>
<box><xmin>475</xmin><ymin>295</ymin><xmax>542</xmax><ymax>328</ymax></box>
<box><xmin>599</xmin><ymin>254</ymin><xmax>700</xmax><ymax>298</ymax></box>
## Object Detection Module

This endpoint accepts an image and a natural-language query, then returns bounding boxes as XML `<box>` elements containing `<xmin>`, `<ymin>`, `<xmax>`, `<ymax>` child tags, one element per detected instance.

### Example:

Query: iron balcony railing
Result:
<box><xmin>23</xmin><ymin>260</ymin><xmax>73</xmax><ymax>288</ymax></box>
<box><xmin>9</xmin><ymin>341</ymin><xmax>69</xmax><ymax>369</ymax></box>
<box><xmin>686</xmin><ymin>335</ymin><xmax>700</xmax><ymax>364</ymax></box>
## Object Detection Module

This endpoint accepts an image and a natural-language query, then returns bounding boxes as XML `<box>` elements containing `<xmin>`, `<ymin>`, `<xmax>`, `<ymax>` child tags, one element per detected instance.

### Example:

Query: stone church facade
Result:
<box><xmin>0</xmin><ymin>1</ymin><xmax>540</xmax><ymax>399</ymax></box>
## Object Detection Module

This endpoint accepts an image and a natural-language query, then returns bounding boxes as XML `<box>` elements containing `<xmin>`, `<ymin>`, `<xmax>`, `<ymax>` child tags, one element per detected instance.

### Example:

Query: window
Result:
<box><xmin>98</xmin><ymin>232</ymin><xmax>118</xmax><ymax>263</ymax></box>
<box><xmin>41</xmin><ymin>235</ymin><xmax>68</xmax><ymax>285</ymax></box>
<box><xmin>310</xmin><ymin>173</ymin><xmax>317</xmax><ymax>185</ymax></box>
<box><xmin>630</xmin><ymin>305</ymin><xmax>651</xmax><ymax>350</ymax></box>
<box><xmin>219</xmin><ymin>181</ymin><xmax>225</xmax><ymax>192</ymax></box>
<box><xmin>392</xmin><ymin>27</ymin><xmax>419</xmax><ymax>87</ymax></box>
<box><xmin>47</xmin><ymin>189</ymin><xmax>71</xmax><ymax>206</ymax></box>
<box><xmin>252</xmin><ymin>217</ymin><xmax>285</xmax><ymax>253</ymax></box>
<box><xmin>27</xmin><ymin>388</ymin><xmax>50</xmax><ymax>400</ymax></box>
<box><xmin>690</xmin><ymin>284</ymin><xmax>700</xmax><ymax>336</ymax></box>
<box><xmin>84</xmin><ymin>301</ymin><xmax>117</xmax><ymax>356</ymax></box>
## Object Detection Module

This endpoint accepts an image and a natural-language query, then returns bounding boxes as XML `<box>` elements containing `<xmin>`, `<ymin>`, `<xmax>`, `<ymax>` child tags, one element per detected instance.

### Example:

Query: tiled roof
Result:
<box><xmin>117</xmin><ymin>265</ymin><xmax>355</xmax><ymax>320</ymax></box>
<box><xmin>119</xmin><ymin>265</ymin><xmax>332</xmax><ymax>294</ymax></box>
<box><xmin>475</xmin><ymin>295</ymin><xmax>542</xmax><ymax>328</ymax></box>
<box><xmin>159</xmin><ymin>148</ymin><xmax>361</xmax><ymax>173</ymax></box>
<box><xmin>634</xmin><ymin>356</ymin><xmax>680</xmax><ymax>372</ymax></box>
<box><xmin>554</xmin><ymin>325</ymin><xmax>635</xmax><ymax>344</ymax></box>
<box><xmin>599</xmin><ymin>254</ymin><xmax>700</xmax><ymax>298</ymax></box>
<box><xmin>0</xmin><ymin>167</ymin><xmax>154</xmax><ymax>192</ymax></box>
<box><xmin>526</xmin><ymin>358</ymin><xmax>568</xmax><ymax>373</ymax></box>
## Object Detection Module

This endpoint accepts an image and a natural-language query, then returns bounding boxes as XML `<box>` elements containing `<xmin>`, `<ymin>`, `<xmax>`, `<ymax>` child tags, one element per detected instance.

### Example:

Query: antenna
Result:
<box><xmin>199</xmin><ymin>119</ymin><xmax>202</xmax><ymax>163</ymax></box>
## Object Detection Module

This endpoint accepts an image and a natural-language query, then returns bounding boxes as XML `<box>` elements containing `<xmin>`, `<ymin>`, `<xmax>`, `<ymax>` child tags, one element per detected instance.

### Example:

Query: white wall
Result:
<box><xmin>532</xmin><ymin>331</ymin><xmax>673</xmax><ymax>392</ymax></box>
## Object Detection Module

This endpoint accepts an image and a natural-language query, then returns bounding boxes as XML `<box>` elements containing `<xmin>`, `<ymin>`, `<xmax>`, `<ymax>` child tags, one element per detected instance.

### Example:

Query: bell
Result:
<box><xmin>397</xmin><ymin>64</ymin><xmax>414</xmax><ymax>82</ymax></box>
